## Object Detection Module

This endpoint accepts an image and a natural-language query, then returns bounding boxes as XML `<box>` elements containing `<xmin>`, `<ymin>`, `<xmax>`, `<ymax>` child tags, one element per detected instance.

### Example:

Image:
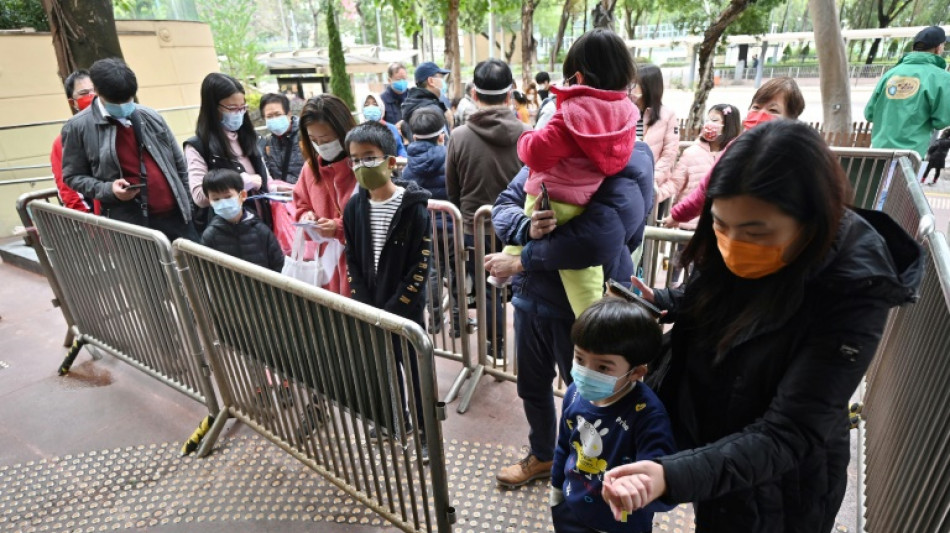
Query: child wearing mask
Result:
<box><xmin>664</xmin><ymin>77</ymin><xmax>805</xmax><ymax>227</ymax></box>
<box><xmin>342</xmin><ymin>121</ymin><xmax>432</xmax><ymax>463</ymax></box>
<box><xmin>200</xmin><ymin>168</ymin><xmax>285</xmax><ymax>272</ymax></box>
<box><xmin>551</xmin><ymin>297</ymin><xmax>676</xmax><ymax>533</ymax></box>
<box><xmin>490</xmin><ymin>28</ymin><xmax>641</xmax><ymax>318</ymax></box>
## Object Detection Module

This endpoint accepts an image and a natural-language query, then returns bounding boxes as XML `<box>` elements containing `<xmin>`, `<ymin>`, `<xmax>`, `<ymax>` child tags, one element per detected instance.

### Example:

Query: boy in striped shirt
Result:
<box><xmin>343</xmin><ymin>121</ymin><xmax>433</xmax><ymax>462</ymax></box>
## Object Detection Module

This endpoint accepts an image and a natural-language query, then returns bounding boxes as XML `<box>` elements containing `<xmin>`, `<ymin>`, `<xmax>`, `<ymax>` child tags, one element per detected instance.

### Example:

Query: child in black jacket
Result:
<box><xmin>201</xmin><ymin>168</ymin><xmax>285</xmax><ymax>272</ymax></box>
<box><xmin>342</xmin><ymin>121</ymin><xmax>432</xmax><ymax>462</ymax></box>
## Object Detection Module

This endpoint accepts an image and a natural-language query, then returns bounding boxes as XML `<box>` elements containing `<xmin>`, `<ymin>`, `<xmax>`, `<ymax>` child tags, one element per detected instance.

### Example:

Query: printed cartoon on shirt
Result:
<box><xmin>572</xmin><ymin>415</ymin><xmax>609</xmax><ymax>477</ymax></box>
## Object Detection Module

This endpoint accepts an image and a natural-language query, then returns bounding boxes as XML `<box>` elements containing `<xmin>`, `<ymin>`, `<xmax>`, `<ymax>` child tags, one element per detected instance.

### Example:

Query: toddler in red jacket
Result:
<box><xmin>491</xmin><ymin>29</ymin><xmax>640</xmax><ymax>317</ymax></box>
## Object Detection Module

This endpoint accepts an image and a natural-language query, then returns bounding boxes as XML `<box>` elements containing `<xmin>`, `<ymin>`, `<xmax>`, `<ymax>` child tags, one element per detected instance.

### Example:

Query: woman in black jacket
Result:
<box><xmin>602</xmin><ymin>120</ymin><xmax>923</xmax><ymax>532</ymax></box>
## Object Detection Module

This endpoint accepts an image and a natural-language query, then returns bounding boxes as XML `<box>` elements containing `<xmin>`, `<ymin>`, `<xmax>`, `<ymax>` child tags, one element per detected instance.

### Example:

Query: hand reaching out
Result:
<box><xmin>602</xmin><ymin>461</ymin><xmax>667</xmax><ymax>520</ymax></box>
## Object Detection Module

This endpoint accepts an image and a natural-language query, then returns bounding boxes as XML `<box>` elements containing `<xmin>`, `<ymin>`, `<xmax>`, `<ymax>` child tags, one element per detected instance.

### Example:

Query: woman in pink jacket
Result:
<box><xmin>292</xmin><ymin>95</ymin><xmax>358</xmax><ymax>296</ymax></box>
<box><xmin>664</xmin><ymin>77</ymin><xmax>805</xmax><ymax>227</ymax></box>
<box><xmin>631</xmin><ymin>64</ymin><xmax>679</xmax><ymax>208</ymax></box>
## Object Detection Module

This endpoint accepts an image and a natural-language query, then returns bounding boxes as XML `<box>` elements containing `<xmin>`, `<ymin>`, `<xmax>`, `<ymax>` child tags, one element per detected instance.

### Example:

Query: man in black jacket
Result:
<box><xmin>400</xmin><ymin>61</ymin><xmax>453</xmax><ymax>140</ymax></box>
<box><xmin>200</xmin><ymin>168</ymin><xmax>284</xmax><ymax>272</ymax></box>
<box><xmin>258</xmin><ymin>93</ymin><xmax>305</xmax><ymax>184</ymax></box>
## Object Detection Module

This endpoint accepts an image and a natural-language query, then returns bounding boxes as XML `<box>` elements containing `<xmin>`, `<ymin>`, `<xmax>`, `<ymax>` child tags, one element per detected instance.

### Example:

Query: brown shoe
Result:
<box><xmin>496</xmin><ymin>453</ymin><xmax>553</xmax><ymax>488</ymax></box>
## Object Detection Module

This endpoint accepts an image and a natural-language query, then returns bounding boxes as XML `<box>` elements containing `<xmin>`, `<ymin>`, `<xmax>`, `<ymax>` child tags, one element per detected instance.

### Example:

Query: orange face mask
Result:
<box><xmin>714</xmin><ymin>228</ymin><xmax>793</xmax><ymax>279</ymax></box>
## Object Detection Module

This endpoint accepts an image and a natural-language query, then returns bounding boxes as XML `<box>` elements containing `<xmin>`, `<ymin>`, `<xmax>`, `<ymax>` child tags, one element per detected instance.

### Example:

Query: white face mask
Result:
<box><xmin>312</xmin><ymin>139</ymin><xmax>344</xmax><ymax>161</ymax></box>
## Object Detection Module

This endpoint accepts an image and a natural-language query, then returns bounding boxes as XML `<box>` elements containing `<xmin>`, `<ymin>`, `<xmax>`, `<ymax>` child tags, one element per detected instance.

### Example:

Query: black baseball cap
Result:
<box><xmin>914</xmin><ymin>26</ymin><xmax>948</xmax><ymax>50</ymax></box>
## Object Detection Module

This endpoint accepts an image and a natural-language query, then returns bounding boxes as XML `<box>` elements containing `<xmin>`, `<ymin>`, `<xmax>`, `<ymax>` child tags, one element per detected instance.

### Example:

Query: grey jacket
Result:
<box><xmin>61</xmin><ymin>99</ymin><xmax>192</xmax><ymax>224</ymax></box>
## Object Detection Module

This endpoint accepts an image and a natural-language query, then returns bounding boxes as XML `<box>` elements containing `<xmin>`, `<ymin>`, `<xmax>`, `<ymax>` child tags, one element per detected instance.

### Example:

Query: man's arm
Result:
<box><xmin>61</xmin><ymin>122</ymin><xmax>116</xmax><ymax>201</ymax></box>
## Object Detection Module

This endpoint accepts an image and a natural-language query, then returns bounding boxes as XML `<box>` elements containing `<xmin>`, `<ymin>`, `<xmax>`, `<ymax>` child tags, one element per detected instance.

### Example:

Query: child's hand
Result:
<box><xmin>661</xmin><ymin>216</ymin><xmax>679</xmax><ymax>228</ymax></box>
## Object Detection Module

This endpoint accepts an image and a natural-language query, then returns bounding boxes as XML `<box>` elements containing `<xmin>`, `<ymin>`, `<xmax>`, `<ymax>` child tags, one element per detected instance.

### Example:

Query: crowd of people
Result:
<box><xmin>49</xmin><ymin>25</ymin><xmax>942</xmax><ymax>533</ymax></box>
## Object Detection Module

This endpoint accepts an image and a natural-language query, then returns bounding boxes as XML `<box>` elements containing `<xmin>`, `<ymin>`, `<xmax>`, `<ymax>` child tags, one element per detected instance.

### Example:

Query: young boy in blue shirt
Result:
<box><xmin>551</xmin><ymin>297</ymin><xmax>676</xmax><ymax>533</ymax></box>
<box><xmin>342</xmin><ymin>121</ymin><xmax>432</xmax><ymax>462</ymax></box>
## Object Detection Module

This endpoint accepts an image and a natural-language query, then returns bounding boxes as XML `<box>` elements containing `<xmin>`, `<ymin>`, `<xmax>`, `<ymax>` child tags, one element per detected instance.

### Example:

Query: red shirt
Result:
<box><xmin>114</xmin><ymin>123</ymin><xmax>176</xmax><ymax>216</ymax></box>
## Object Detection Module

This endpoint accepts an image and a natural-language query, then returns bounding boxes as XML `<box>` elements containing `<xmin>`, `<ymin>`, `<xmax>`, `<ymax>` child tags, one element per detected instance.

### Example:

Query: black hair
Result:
<box><xmin>535</xmin><ymin>71</ymin><xmax>550</xmax><ymax>84</ymax></box>
<box><xmin>88</xmin><ymin>58</ymin><xmax>137</xmax><ymax>102</ymax></box>
<box><xmin>571</xmin><ymin>298</ymin><xmax>662</xmax><ymax>368</ymax></box>
<box><xmin>562</xmin><ymin>28</ymin><xmax>636</xmax><ymax>92</ymax></box>
<box><xmin>409</xmin><ymin>107</ymin><xmax>445</xmax><ymax>141</ymax></box>
<box><xmin>64</xmin><ymin>69</ymin><xmax>90</xmax><ymax>99</ymax></box>
<box><xmin>709</xmin><ymin>103</ymin><xmax>742</xmax><ymax>147</ymax></box>
<box><xmin>298</xmin><ymin>94</ymin><xmax>357</xmax><ymax>171</ymax></box>
<box><xmin>941</xmin><ymin>128</ymin><xmax>950</xmax><ymax>140</ymax></box>
<box><xmin>679</xmin><ymin>120</ymin><xmax>851</xmax><ymax>362</ymax></box>
<box><xmin>259</xmin><ymin>92</ymin><xmax>289</xmax><ymax>115</ymax></box>
<box><xmin>196</xmin><ymin>73</ymin><xmax>258</xmax><ymax>161</ymax></box>
<box><xmin>201</xmin><ymin>168</ymin><xmax>244</xmax><ymax>196</ymax></box>
<box><xmin>345</xmin><ymin>121</ymin><xmax>398</xmax><ymax>157</ymax></box>
<box><xmin>512</xmin><ymin>90</ymin><xmax>528</xmax><ymax>105</ymax></box>
<box><xmin>637</xmin><ymin>63</ymin><xmax>664</xmax><ymax>126</ymax></box>
<box><xmin>473</xmin><ymin>59</ymin><xmax>513</xmax><ymax>106</ymax></box>
<box><xmin>450</xmin><ymin>96</ymin><xmax>462</xmax><ymax>110</ymax></box>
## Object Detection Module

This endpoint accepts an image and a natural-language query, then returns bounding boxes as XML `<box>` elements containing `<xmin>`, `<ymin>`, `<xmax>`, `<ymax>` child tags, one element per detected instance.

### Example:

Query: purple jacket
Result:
<box><xmin>491</xmin><ymin>141</ymin><xmax>654</xmax><ymax>319</ymax></box>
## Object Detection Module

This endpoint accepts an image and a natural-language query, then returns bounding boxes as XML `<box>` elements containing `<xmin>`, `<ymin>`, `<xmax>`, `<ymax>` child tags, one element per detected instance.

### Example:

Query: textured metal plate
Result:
<box><xmin>0</xmin><ymin>435</ymin><xmax>848</xmax><ymax>532</ymax></box>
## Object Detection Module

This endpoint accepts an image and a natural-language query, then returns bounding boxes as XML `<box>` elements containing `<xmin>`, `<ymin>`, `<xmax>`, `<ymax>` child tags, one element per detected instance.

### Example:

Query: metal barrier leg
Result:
<box><xmin>58</xmin><ymin>335</ymin><xmax>86</xmax><ymax>376</ymax></box>
<box><xmin>443</xmin><ymin>366</ymin><xmax>471</xmax><ymax>405</ymax></box>
<box><xmin>456</xmin><ymin>363</ymin><xmax>484</xmax><ymax>414</ymax></box>
<box><xmin>196</xmin><ymin>407</ymin><xmax>231</xmax><ymax>457</ymax></box>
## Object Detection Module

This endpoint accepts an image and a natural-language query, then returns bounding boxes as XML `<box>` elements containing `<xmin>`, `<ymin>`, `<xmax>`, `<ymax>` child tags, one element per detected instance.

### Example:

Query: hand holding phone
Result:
<box><xmin>124</xmin><ymin>183</ymin><xmax>146</xmax><ymax>190</ymax></box>
<box><xmin>606</xmin><ymin>278</ymin><xmax>662</xmax><ymax>319</ymax></box>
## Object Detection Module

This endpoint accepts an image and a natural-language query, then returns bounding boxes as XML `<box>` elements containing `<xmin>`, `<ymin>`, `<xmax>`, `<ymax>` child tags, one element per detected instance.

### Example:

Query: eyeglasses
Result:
<box><xmin>350</xmin><ymin>156</ymin><xmax>387</xmax><ymax>170</ymax></box>
<box><xmin>218</xmin><ymin>104</ymin><xmax>248</xmax><ymax>113</ymax></box>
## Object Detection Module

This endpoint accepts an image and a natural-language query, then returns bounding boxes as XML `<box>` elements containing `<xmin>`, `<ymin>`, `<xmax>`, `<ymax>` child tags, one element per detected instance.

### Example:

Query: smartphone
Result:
<box><xmin>124</xmin><ymin>183</ymin><xmax>146</xmax><ymax>190</ymax></box>
<box><xmin>539</xmin><ymin>182</ymin><xmax>551</xmax><ymax>211</ymax></box>
<box><xmin>606</xmin><ymin>278</ymin><xmax>662</xmax><ymax>319</ymax></box>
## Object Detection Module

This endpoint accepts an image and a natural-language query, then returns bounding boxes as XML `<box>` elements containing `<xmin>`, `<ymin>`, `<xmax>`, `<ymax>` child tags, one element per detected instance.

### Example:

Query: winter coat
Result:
<box><xmin>380</xmin><ymin>85</ymin><xmax>407</xmax><ymax>125</ymax></box>
<box><xmin>926</xmin><ymin>136</ymin><xmax>950</xmax><ymax>167</ymax></box>
<box><xmin>518</xmin><ymin>84</ymin><xmax>639</xmax><ymax>178</ymax></box>
<box><xmin>61</xmin><ymin>99</ymin><xmax>192</xmax><ymax>225</ymax></box>
<box><xmin>865</xmin><ymin>52</ymin><xmax>950</xmax><ymax>158</ymax></box>
<box><xmin>51</xmin><ymin>135</ymin><xmax>93</xmax><ymax>213</ymax></box>
<box><xmin>382</xmin><ymin>121</ymin><xmax>408</xmax><ymax>157</ymax></box>
<box><xmin>446</xmin><ymin>107</ymin><xmax>530</xmax><ymax>234</ymax></box>
<box><xmin>292</xmin><ymin>156</ymin><xmax>358</xmax><ymax>296</ymax></box>
<box><xmin>401</xmin><ymin>140</ymin><xmax>448</xmax><ymax>201</ymax></box>
<box><xmin>650</xmin><ymin>208</ymin><xmax>923</xmax><ymax>533</ymax></box>
<box><xmin>491</xmin><ymin>141</ymin><xmax>654</xmax><ymax>319</ymax></box>
<box><xmin>201</xmin><ymin>211</ymin><xmax>285</xmax><ymax>272</ymax></box>
<box><xmin>343</xmin><ymin>180</ymin><xmax>432</xmax><ymax>322</ymax></box>
<box><xmin>400</xmin><ymin>87</ymin><xmax>447</xmax><ymax>139</ymax></box>
<box><xmin>257</xmin><ymin>115</ymin><xmax>305</xmax><ymax>184</ymax></box>
<box><xmin>669</xmin><ymin>139</ymin><xmax>718</xmax><ymax>230</ymax></box>
<box><xmin>642</xmin><ymin>105</ymin><xmax>680</xmax><ymax>203</ymax></box>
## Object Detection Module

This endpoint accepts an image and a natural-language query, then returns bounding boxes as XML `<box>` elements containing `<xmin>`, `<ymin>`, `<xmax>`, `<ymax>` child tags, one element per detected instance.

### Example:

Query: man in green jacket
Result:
<box><xmin>865</xmin><ymin>26</ymin><xmax>950</xmax><ymax>158</ymax></box>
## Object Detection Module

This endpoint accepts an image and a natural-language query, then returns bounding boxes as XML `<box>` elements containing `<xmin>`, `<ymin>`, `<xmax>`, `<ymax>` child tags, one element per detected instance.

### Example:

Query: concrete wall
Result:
<box><xmin>0</xmin><ymin>19</ymin><xmax>217</xmax><ymax>238</ymax></box>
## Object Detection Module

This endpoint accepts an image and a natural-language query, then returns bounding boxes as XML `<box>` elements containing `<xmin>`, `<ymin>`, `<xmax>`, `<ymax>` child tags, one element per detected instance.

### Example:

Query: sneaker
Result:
<box><xmin>369</xmin><ymin>420</ymin><xmax>413</xmax><ymax>441</ymax></box>
<box><xmin>296</xmin><ymin>402</ymin><xmax>326</xmax><ymax>442</ymax></box>
<box><xmin>419</xmin><ymin>442</ymin><xmax>430</xmax><ymax>465</ymax></box>
<box><xmin>451</xmin><ymin>311</ymin><xmax>477</xmax><ymax>338</ymax></box>
<box><xmin>496</xmin><ymin>453</ymin><xmax>553</xmax><ymax>488</ymax></box>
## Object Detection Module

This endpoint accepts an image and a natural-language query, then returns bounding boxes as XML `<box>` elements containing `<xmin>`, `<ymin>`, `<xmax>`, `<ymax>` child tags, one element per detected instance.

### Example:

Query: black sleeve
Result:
<box><xmin>264</xmin><ymin>229</ymin><xmax>285</xmax><ymax>272</ymax></box>
<box><xmin>343</xmin><ymin>200</ymin><xmax>371</xmax><ymax>304</ymax></box>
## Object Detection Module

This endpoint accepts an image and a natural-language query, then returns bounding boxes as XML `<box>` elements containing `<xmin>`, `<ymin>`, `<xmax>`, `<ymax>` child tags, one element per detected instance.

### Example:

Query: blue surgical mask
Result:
<box><xmin>266</xmin><ymin>115</ymin><xmax>290</xmax><ymax>135</ymax></box>
<box><xmin>570</xmin><ymin>364</ymin><xmax>632</xmax><ymax>402</ymax></box>
<box><xmin>211</xmin><ymin>197</ymin><xmax>243</xmax><ymax>220</ymax></box>
<box><xmin>221</xmin><ymin>110</ymin><xmax>246</xmax><ymax>132</ymax></box>
<box><xmin>391</xmin><ymin>79</ymin><xmax>408</xmax><ymax>93</ymax></box>
<box><xmin>104</xmin><ymin>100</ymin><xmax>136</xmax><ymax>119</ymax></box>
<box><xmin>362</xmin><ymin>105</ymin><xmax>382</xmax><ymax>122</ymax></box>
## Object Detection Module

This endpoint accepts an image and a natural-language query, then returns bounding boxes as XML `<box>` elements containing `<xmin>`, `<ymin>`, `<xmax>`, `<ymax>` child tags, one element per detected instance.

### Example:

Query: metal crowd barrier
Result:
<box><xmin>173</xmin><ymin>239</ymin><xmax>454</xmax><ymax>533</ymax></box>
<box><xmin>878</xmin><ymin>155</ymin><xmax>936</xmax><ymax>239</ymax></box>
<box><xmin>831</xmin><ymin>147</ymin><xmax>921</xmax><ymax>210</ymax></box>
<box><xmin>861</xmin><ymin>231</ymin><xmax>950</xmax><ymax>533</ymax></box>
<box><xmin>15</xmin><ymin>189</ymin><xmax>76</xmax><ymax>347</ymax></box>
<box><xmin>425</xmin><ymin>200</ymin><xmax>479</xmax><ymax>413</ymax></box>
<box><xmin>27</xmin><ymin>202</ymin><xmax>219</xmax><ymax>453</ymax></box>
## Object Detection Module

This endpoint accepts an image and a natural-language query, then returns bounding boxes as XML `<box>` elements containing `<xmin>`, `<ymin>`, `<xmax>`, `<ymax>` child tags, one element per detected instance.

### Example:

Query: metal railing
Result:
<box><xmin>425</xmin><ymin>200</ymin><xmax>480</xmax><ymax>413</ymax></box>
<box><xmin>173</xmin><ymin>239</ymin><xmax>454</xmax><ymax>533</ymax></box>
<box><xmin>862</xmin><ymin>231</ymin><xmax>950</xmax><ymax>533</ymax></box>
<box><xmin>15</xmin><ymin>189</ymin><xmax>75</xmax><ymax>347</ymax></box>
<box><xmin>27</xmin><ymin>202</ymin><xmax>219</xmax><ymax>453</ymax></box>
<box><xmin>677</xmin><ymin>119</ymin><xmax>875</xmax><ymax>148</ymax></box>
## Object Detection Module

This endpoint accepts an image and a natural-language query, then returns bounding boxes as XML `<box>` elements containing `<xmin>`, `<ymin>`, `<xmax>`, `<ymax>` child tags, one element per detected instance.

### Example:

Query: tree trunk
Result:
<box><xmin>355</xmin><ymin>1</ymin><xmax>368</xmax><ymax>44</ymax></box>
<box><xmin>394</xmin><ymin>8</ymin><xmax>402</xmax><ymax>50</ymax></box>
<box><xmin>308</xmin><ymin>0</ymin><xmax>320</xmax><ymax>47</ymax></box>
<box><xmin>521</xmin><ymin>0</ymin><xmax>539</xmax><ymax>90</ymax></box>
<box><xmin>809</xmin><ymin>0</ymin><xmax>852</xmax><ymax>140</ymax></box>
<box><xmin>444</xmin><ymin>0</ymin><xmax>461</xmax><ymax>98</ymax></box>
<box><xmin>865</xmin><ymin>36</ymin><xmax>882</xmax><ymax>64</ymax></box>
<box><xmin>551</xmin><ymin>0</ymin><xmax>572</xmax><ymax>71</ymax></box>
<box><xmin>40</xmin><ymin>0</ymin><xmax>124</xmax><ymax>82</ymax></box>
<box><xmin>505</xmin><ymin>32</ymin><xmax>517</xmax><ymax>64</ymax></box>
<box><xmin>686</xmin><ymin>0</ymin><xmax>754</xmax><ymax>134</ymax></box>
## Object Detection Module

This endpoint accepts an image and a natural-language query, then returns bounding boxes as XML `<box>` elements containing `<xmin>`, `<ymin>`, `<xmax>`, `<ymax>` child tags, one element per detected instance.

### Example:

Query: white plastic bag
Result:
<box><xmin>281</xmin><ymin>226</ymin><xmax>344</xmax><ymax>287</ymax></box>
